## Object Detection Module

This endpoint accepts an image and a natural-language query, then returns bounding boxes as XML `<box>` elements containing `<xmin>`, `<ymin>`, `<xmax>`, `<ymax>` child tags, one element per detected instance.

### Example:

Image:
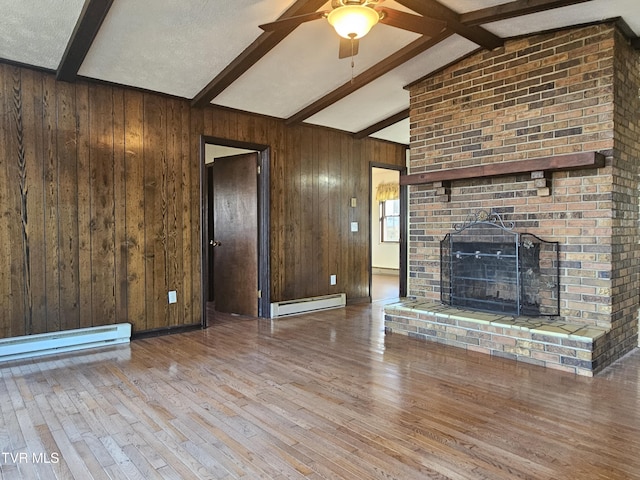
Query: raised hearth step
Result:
<box><xmin>384</xmin><ymin>300</ymin><xmax>609</xmax><ymax>376</ymax></box>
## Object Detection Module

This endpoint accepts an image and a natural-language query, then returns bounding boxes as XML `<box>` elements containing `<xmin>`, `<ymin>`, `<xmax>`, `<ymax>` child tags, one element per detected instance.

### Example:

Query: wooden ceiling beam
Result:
<box><xmin>460</xmin><ymin>0</ymin><xmax>593</xmax><ymax>27</ymax></box>
<box><xmin>56</xmin><ymin>0</ymin><xmax>114</xmax><ymax>82</ymax></box>
<box><xmin>192</xmin><ymin>0</ymin><xmax>327</xmax><ymax>108</ymax></box>
<box><xmin>353</xmin><ymin>109</ymin><xmax>409</xmax><ymax>140</ymax></box>
<box><xmin>394</xmin><ymin>0</ymin><xmax>503</xmax><ymax>50</ymax></box>
<box><xmin>286</xmin><ymin>31</ymin><xmax>452</xmax><ymax>126</ymax></box>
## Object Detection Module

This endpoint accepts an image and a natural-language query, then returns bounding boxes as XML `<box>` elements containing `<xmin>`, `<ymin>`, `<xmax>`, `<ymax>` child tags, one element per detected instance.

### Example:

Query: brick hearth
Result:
<box><xmin>384</xmin><ymin>300</ymin><xmax>608</xmax><ymax>376</ymax></box>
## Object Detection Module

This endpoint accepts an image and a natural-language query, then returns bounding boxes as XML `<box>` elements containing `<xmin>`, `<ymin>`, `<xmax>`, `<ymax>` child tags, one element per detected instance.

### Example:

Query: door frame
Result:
<box><xmin>200</xmin><ymin>135</ymin><xmax>271</xmax><ymax>325</ymax></box>
<box><xmin>369</xmin><ymin>161</ymin><xmax>407</xmax><ymax>299</ymax></box>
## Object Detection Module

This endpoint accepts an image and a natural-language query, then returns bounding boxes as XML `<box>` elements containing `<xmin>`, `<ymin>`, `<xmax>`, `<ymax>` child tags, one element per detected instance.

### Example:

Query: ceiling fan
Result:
<box><xmin>259</xmin><ymin>0</ymin><xmax>447</xmax><ymax>59</ymax></box>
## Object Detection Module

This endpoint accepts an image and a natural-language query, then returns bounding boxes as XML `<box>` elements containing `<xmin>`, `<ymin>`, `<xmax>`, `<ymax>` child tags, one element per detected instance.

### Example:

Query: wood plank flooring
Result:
<box><xmin>371</xmin><ymin>274</ymin><xmax>399</xmax><ymax>302</ymax></box>
<box><xmin>1</xmin><ymin>301</ymin><xmax>640</xmax><ymax>479</ymax></box>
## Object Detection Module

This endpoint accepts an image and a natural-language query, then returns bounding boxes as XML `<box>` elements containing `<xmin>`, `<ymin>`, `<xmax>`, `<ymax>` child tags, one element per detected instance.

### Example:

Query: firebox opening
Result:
<box><xmin>440</xmin><ymin>210</ymin><xmax>559</xmax><ymax>317</ymax></box>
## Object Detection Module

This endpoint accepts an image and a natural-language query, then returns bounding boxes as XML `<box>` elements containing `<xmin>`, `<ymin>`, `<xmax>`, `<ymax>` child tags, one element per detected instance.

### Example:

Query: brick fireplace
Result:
<box><xmin>384</xmin><ymin>23</ymin><xmax>640</xmax><ymax>376</ymax></box>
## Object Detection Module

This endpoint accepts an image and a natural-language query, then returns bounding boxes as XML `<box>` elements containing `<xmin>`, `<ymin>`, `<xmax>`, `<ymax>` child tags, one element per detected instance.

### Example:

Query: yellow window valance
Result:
<box><xmin>376</xmin><ymin>182</ymin><xmax>399</xmax><ymax>202</ymax></box>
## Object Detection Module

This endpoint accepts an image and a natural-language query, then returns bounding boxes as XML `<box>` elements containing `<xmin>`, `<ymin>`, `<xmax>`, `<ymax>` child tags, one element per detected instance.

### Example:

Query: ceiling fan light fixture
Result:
<box><xmin>327</xmin><ymin>5</ymin><xmax>380</xmax><ymax>39</ymax></box>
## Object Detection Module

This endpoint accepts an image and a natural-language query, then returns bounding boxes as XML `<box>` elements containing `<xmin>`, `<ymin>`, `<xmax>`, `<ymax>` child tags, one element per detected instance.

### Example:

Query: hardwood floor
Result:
<box><xmin>1</xmin><ymin>302</ymin><xmax>640</xmax><ymax>479</ymax></box>
<box><xmin>371</xmin><ymin>274</ymin><xmax>399</xmax><ymax>302</ymax></box>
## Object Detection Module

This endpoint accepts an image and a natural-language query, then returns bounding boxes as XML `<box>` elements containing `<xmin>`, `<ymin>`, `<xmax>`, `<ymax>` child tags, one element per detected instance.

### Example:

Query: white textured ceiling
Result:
<box><xmin>214</xmin><ymin>20</ymin><xmax>420</xmax><ymax>118</ymax></box>
<box><xmin>306</xmin><ymin>34</ymin><xmax>478</xmax><ymax>132</ymax></box>
<box><xmin>79</xmin><ymin>0</ymin><xmax>294</xmax><ymax>98</ymax></box>
<box><xmin>0</xmin><ymin>0</ymin><xmax>85</xmax><ymax>69</ymax></box>
<box><xmin>1</xmin><ymin>0</ymin><xmax>639</xmax><ymax>146</ymax></box>
<box><xmin>485</xmin><ymin>0</ymin><xmax>640</xmax><ymax>37</ymax></box>
<box><xmin>371</xmin><ymin>118</ymin><xmax>410</xmax><ymax>143</ymax></box>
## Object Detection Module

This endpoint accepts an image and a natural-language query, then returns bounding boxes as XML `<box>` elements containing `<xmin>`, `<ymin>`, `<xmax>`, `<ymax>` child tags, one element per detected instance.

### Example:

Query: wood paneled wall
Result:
<box><xmin>0</xmin><ymin>64</ymin><xmax>405</xmax><ymax>338</ymax></box>
<box><xmin>200</xmin><ymin>107</ymin><xmax>405</xmax><ymax>303</ymax></box>
<box><xmin>0</xmin><ymin>65</ymin><xmax>199</xmax><ymax>337</ymax></box>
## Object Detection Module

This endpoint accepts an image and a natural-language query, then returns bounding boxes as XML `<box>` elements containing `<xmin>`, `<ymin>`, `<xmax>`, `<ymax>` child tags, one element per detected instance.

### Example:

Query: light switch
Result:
<box><xmin>350</xmin><ymin>197</ymin><xmax>357</xmax><ymax>207</ymax></box>
<box><xmin>350</xmin><ymin>222</ymin><xmax>358</xmax><ymax>232</ymax></box>
<box><xmin>168</xmin><ymin>291</ymin><xmax>177</xmax><ymax>304</ymax></box>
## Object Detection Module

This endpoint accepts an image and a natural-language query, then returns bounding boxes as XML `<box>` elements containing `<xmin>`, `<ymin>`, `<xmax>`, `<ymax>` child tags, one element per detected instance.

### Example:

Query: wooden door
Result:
<box><xmin>211</xmin><ymin>153</ymin><xmax>259</xmax><ymax>316</ymax></box>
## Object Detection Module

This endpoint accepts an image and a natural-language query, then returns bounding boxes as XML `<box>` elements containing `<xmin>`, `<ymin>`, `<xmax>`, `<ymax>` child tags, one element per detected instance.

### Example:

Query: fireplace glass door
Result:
<box><xmin>441</xmin><ymin>211</ymin><xmax>559</xmax><ymax>317</ymax></box>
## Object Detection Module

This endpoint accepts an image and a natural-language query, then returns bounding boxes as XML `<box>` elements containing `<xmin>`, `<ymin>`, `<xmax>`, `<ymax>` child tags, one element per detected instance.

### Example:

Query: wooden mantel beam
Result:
<box><xmin>400</xmin><ymin>152</ymin><xmax>605</xmax><ymax>186</ymax></box>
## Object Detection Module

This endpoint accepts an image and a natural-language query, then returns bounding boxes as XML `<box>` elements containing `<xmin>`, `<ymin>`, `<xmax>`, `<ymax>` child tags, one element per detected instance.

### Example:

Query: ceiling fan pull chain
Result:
<box><xmin>350</xmin><ymin>35</ymin><xmax>356</xmax><ymax>84</ymax></box>
<box><xmin>351</xmin><ymin>59</ymin><xmax>355</xmax><ymax>84</ymax></box>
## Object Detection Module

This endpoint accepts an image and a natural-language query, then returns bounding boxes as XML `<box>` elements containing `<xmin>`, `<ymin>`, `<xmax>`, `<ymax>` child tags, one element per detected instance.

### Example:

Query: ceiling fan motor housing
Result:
<box><xmin>333</xmin><ymin>0</ymin><xmax>381</xmax><ymax>6</ymax></box>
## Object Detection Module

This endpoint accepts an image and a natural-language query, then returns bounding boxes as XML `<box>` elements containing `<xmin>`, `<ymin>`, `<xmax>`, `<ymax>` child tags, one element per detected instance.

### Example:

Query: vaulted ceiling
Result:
<box><xmin>1</xmin><ymin>0</ymin><xmax>638</xmax><ymax>145</ymax></box>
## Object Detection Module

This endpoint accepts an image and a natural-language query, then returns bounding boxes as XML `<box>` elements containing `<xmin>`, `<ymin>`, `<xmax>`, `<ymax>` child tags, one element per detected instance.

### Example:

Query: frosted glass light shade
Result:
<box><xmin>327</xmin><ymin>5</ymin><xmax>380</xmax><ymax>39</ymax></box>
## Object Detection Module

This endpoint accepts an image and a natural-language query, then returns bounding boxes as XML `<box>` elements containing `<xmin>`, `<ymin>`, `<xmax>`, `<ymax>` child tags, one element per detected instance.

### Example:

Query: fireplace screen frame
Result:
<box><xmin>440</xmin><ymin>210</ymin><xmax>560</xmax><ymax>317</ymax></box>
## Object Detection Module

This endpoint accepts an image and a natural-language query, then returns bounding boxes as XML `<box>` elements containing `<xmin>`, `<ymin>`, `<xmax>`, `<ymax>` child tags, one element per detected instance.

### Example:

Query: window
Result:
<box><xmin>380</xmin><ymin>198</ymin><xmax>400</xmax><ymax>243</ymax></box>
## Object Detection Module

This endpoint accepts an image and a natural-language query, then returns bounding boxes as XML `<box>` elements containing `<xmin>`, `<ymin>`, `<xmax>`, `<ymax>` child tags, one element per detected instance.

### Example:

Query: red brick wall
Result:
<box><xmin>408</xmin><ymin>21</ymin><xmax>639</xmax><ymax>363</ymax></box>
<box><xmin>610</xmin><ymin>27</ymin><xmax>640</xmax><ymax>355</ymax></box>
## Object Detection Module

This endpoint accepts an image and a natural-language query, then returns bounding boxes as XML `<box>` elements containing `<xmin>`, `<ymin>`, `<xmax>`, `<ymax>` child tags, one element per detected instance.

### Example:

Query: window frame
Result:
<box><xmin>379</xmin><ymin>198</ymin><xmax>400</xmax><ymax>243</ymax></box>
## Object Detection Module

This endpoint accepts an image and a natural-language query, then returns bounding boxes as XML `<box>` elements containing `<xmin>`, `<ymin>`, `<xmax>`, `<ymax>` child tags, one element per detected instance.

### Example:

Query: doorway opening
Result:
<box><xmin>201</xmin><ymin>136</ymin><xmax>270</xmax><ymax>325</ymax></box>
<box><xmin>370</xmin><ymin>164</ymin><xmax>407</xmax><ymax>302</ymax></box>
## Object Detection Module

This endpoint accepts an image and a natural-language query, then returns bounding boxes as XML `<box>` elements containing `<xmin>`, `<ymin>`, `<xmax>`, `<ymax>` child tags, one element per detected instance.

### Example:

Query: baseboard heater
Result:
<box><xmin>270</xmin><ymin>293</ymin><xmax>346</xmax><ymax>318</ymax></box>
<box><xmin>0</xmin><ymin>323</ymin><xmax>132</xmax><ymax>362</ymax></box>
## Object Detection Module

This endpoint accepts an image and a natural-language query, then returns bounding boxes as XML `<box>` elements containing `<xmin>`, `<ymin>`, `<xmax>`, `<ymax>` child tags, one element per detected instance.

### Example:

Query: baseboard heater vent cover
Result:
<box><xmin>270</xmin><ymin>293</ymin><xmax>346</xmax><ymax>318</ymax></box>
<box><xmin>0</xmin><ymin>323</ymin><xmax>132</xmax><ymax>362</ymax></box>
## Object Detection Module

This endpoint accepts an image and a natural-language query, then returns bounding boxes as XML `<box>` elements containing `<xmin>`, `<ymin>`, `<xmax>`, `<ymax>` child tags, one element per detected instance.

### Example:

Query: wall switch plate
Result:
<box><xmin>168</xmin><ymin>291</ymin><xmax>177</xmax><ymax>304</ymax></box>
<box><xmin>350</xmin><ymin>197</ymin><xmax>357</xmax><ymax>207</ymax></box>
<box><xmin>350</xmin><ymin>222</ymin><xmax>358</xmax><ymax>232</ymax></box>
<box><xmin>330</xmin><ymin>274</ymin><xmax>337</xmax><ymax>286</ymax></box>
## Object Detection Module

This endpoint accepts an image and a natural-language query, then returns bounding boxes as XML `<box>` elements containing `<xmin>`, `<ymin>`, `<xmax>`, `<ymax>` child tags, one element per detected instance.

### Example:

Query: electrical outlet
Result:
<box><xmin>168</xmin><ymin>291</ymin><xmax>177</xmax><ymax>304</ymax></box>
<box><xmin>330</xmin><ymin>274</ymin><xmax>337</xmax><ymax>286</ymax></box>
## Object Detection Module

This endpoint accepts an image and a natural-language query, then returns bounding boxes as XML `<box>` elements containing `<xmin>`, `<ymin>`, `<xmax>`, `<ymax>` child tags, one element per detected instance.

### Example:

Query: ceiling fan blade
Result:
<box><xmin>338</xmin><ymin>37</ymin><xmax>359</xmax><ymax>59</ymax></box>
<box><xmin>259</xmin><ymin>11</ymin><xmax>327</xmax><ymax>32</ymax></box>
<box><xmin>378</xmin><ymin>8</ymin><xmax>446</xmax><ymax>36</ymax></box>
